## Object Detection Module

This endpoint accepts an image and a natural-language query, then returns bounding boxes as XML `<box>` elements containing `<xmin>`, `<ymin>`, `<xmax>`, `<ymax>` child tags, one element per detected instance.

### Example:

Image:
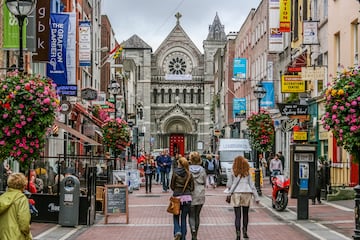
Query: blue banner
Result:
<box><xmin>232</xmin><ymin>58</ymin><xmax>247</xmax><ymax>81</ymax></box>
<box><xmin>47</xmin><ymin>13</ymin><xmax>69</xmax><ymax>85</ymax></box>
<box><xmin>233</xmin><ymin>98</ymin><xmax>246</xmax><ymax>119</ymax></box>
<box><xmin>261</xmin><ymin>82</ymin><xmax>275</xmax><ymax>108</ymax></box>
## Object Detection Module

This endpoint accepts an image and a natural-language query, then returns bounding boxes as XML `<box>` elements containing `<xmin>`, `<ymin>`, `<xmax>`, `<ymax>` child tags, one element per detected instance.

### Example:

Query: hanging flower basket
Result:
<box><xmin>321</xmin><ymin>66</ymin><xmax>360</xmax><ymax>162</ymax></box>
<box><xmin>102</xmin><ymin>118</ymin><xmax>130</xmax><ymax>154</ymax></box>
<box><xmin>0</xmin><ymin>72</ymin><xmax>60</xmax><ymax>167</ymax></box>
<box><xmin>246</xmin><ymin>109</ymin><xmax>274</xmax><ymax>153</ymax></box>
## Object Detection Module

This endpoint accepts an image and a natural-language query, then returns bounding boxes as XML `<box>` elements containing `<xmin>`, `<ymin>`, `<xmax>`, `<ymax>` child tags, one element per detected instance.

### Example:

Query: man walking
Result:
<box><xmin>157</xmin><ymin>150</ymin><xmax>172</xmax><ymax>192</ymax></box>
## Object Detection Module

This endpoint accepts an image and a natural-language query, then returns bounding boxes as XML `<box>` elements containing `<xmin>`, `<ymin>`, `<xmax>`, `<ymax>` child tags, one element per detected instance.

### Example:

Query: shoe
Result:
<box><xmin>162</xmin><ymin>190</ymin><xmax>167</xmax><ymax>193</ymax></box>
<box><xmin>312</xmin><ymin>200</ymin><xmax>316</xmax><ymax>205</ymax></box>
<box><xmin>174</xmin><ymin>232</ymin><xmax>181</xmax><ymax>240</ymax></box>
<box><xmin>318</xmin><ymin>200</ymin><xmax>322</xmax><ymax>204</ymax></box>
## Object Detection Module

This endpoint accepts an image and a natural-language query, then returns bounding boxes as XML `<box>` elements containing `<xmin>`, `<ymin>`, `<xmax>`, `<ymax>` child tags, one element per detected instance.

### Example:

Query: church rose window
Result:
<box><xmin>163</xmin><ymin>51</ymin><xmax>192</xmax><ymax>75</ymax></box>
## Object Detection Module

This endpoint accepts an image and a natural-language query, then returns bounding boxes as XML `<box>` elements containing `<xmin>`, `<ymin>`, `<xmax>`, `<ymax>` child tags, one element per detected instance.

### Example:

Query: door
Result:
<box><xmin>169</xmin><ymin>134</ymin><xmax>184</xmax><ymax>157</ymax></box>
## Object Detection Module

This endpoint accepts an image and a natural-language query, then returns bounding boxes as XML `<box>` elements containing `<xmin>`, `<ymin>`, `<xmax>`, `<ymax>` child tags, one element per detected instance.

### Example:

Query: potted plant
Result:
<box><xmin>321</xmin><ymin>66</ymin><xmax>360</xmax><ymax>162</ymax></box>
<box><xmin>246</xmin><ymin>109</ymin><xmax>274</xmax><ymax>153</ymax></box>
<box><xmin>0</xmin><ymin>72</ymin><xmax>59</xmax><ymax>167</ymax></box>
<box><xmin>102</xmin><ymin>118</ymin><xmax>130</xmax><ymax>156</ymax></box>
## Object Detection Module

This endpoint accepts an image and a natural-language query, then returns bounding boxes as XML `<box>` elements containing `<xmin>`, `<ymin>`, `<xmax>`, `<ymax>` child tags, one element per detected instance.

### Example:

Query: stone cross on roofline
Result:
<box><xmin>175</xmin><ymin>12</ymin><xmax>182</xmax><ymax>24</ymax></box>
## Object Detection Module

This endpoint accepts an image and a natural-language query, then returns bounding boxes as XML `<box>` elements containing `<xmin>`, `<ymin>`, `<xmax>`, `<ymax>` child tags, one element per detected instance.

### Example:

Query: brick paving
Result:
<box><xmin>32</xmin><ymin>180</ymin><xmax>355</xmax><ymax>240</ymax></box>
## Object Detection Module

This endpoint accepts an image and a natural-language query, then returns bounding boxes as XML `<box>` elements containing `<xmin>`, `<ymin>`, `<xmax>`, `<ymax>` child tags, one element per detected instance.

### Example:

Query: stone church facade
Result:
<box><xmin>122</xmin><ymin>13</ymin><xmax>226</xmax><ymax>156</ymax></box>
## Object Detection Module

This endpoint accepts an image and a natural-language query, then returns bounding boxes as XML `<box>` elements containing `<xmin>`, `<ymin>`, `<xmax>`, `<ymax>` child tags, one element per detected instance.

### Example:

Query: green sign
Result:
<box><xmin>3</xmin><ymin>5</ymin><xmax>26</xmax><ymax>49</ymax></box>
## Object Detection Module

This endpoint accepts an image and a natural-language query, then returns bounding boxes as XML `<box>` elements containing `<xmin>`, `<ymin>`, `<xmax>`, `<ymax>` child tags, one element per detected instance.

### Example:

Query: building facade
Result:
<box><xmin>121</xmin><ymin>13</ymin><xmax>225</xmax><ymax>156</ymax></box>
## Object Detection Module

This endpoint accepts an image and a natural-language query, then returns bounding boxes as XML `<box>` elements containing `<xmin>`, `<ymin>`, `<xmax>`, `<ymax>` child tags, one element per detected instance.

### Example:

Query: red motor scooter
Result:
<box><xmin>271</xmin><ymin>172</ymin><xmax>290</xmax><ymax>211</ymax></box>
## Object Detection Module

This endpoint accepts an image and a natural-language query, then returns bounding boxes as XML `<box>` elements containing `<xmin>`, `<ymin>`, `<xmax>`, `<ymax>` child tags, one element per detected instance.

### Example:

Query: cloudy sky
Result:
<box><xmin>102</xmin><ymin>0</ymin><xmax>262</xmax><ymax>52</ymax></box>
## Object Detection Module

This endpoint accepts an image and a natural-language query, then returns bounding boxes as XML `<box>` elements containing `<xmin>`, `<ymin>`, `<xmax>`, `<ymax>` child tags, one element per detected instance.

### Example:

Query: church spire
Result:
<box><xmin>206</xmin><ymin>12</ymin><xmax>226</xmax><ymax>41</ymax></box>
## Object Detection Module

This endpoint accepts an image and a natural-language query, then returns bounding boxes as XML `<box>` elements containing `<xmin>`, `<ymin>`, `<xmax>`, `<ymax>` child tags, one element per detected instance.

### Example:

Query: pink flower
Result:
<box><xmin>2</xmin><ymin>113</ymin><xmax>8</xmax><ymax>119</ymax></box>
<box><xmin>43</xmin><ymin>98</ymin><xmax>51</xmax><ymax>104</ymax></box>
<box><xmin>350</xmin><ymin>126</ymin><xmax>358</xmax><ymax>132</ymax></box>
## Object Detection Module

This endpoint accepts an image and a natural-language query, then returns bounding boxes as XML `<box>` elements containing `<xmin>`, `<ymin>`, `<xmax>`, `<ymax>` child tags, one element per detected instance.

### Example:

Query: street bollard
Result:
<box><xmin>353</xmin><ymin>185</ymin><xmax>360</xmax><ymax>239</ymax></box>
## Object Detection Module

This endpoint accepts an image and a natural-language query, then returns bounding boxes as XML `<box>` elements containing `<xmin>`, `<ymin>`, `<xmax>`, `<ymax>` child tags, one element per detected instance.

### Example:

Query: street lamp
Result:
<box><xmin>108</xmin><ymin>79</ymin><xmax>120</xmax><ymax>119</ymax></box>
<box><xmin>253</xmin><ymin>82</ymin><xmax>266</xmax><ymax>196</ymax></box>
<box><xmin>6</xmin><ymin>0</ymin><xmax>36</xmax><ymax>73</ymax></box>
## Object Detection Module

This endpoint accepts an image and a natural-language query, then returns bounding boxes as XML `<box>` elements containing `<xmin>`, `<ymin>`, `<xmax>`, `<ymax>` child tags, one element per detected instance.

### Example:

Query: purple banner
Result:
<box><xmin>47</xmin><ymin>13</ymin><xmax>69</xmax><ymax>85</ymax></box>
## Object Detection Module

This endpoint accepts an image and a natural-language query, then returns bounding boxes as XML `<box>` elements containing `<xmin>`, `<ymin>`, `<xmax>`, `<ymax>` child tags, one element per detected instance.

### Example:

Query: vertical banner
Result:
<box><xmin>26</xmin><ymin>10</ymin><xmax>36</xmax><ymax>52</ymax></box>
<box><xmin>33</xmin><ymin>0</ymin><xmax>51</xmax><ymax>61</ymax></box>
<box><xmin>233</xmin><ymin>98</ymin><xmax>246</xmax><ymax>120</ymax></box>
<box><xmin>232</xmin><ymin>58</ymin><xmax>247</xmax><ymax>81</ymax></box>
<box><xmin>269</xmin><ymin>0</ymin><xmax>283</xmax><ymax>52</ymax></box>
<box><xmin>3</xmin><ymin>4</ymin><xmax>26</xmax><ymax>49</ymax></box>
<box><xmin>262</xmin><ymin>82</ymin><xmax>275</xmax><ymax>108</ymax></box>
<box><xmin>67</xmin><ymin>13</ymin><xmax>76</xmax><ymax>85</ymax></box>
<box><xmin>303</xmin><ymin>21</ymin><xmax>319</xmax><ymax>45</ymax></box>
<box><xmin>79</xmin><ymin>21</ymin><xmax>91</xmax><ymax>66</ymax></box>
<box><xmin>279</xmin><ymin>0</ymin><xmax>291</xmax><ymax>32</ymax></box>
<box><xmin>47</xmin><ymin>13</ymin><xmax>69</xmax><ymax>85</ymax></box>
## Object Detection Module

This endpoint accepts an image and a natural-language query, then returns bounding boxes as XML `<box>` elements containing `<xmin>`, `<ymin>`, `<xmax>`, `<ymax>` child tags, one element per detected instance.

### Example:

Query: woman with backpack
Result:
<box><xmin>189</xmin><ymin>152</ymin><xmax>207</xmax><ymax>240</ymax></box>
<box><xmin>204</xmin><ymin>154</ymin><xmax>216</xmax><ymax>188</ymax></box>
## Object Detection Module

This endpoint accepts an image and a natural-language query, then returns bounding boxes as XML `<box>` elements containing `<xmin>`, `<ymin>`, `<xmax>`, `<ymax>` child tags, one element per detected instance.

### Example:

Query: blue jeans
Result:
<box><xmin>173</xmin><ymin>202</ymin><xmax>191</xmax><ymax>240</ymax></box>
<box><xmin>161</xmin><ymin>171</ymin><xmax>169</xmax><ymax>191</ymax></box>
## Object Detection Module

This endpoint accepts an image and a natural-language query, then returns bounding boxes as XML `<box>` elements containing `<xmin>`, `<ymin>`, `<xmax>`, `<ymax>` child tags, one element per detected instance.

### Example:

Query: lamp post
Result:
<box><xmin>6</xmin><ymin>0</ymin><xmax>36</xmax><ymax>73</ymax></box>
<box><xmin>253</xmin><ymin>82</ymin><xmax>266</xmax><ymax>196</ymax></box>
<box><xmin>108</xmin><ymin>79</ymin><xmax>121</xmax><ymax>119</ymax></box>
<box><xmin>108</xmin><ymin>79</ymin><xmax>120</xmax><ymax>169</ymax></box>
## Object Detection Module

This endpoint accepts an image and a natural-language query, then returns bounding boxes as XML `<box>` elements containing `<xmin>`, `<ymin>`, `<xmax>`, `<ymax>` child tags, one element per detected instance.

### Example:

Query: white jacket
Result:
<box><xmin>226</xmin><ymin>173</ymin><xmax>259</xmax><ymax>202</ymax></box>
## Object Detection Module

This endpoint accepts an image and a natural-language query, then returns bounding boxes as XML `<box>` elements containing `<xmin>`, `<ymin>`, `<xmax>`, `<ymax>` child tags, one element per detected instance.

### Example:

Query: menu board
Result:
<box><xmin>104</xmin><ymin>185</ymin><xmax>128</xmax><ymax>224</ymax></box>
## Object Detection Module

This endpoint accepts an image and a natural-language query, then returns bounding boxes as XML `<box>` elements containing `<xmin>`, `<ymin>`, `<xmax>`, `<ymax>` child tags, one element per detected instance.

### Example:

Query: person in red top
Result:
<box><xmin>26</xmin><ymin>170</ymin><xmax>37</xmax><ymax>194</ymax></box>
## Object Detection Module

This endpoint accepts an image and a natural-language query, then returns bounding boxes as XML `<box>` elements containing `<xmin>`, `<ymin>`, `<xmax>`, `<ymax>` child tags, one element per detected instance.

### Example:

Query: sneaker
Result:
<box><xmin>174</xmin><ymin>232</ymin><xmax>181</xmax><ymax>240</ymax></box>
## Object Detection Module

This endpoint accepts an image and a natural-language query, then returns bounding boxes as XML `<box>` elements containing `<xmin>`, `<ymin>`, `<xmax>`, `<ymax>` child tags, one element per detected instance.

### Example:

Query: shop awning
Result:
<box><xmin>54</xmin><ymin>120</ymin><xmax>101</xmax><ymax>146</ymax></box>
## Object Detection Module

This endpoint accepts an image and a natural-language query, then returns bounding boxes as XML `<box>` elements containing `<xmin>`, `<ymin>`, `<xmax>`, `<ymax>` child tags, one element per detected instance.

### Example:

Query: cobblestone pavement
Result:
<box><xmin>32</xmin><ymin>180</ymin><xmax>355</xmax><ymax>240</ymax></box>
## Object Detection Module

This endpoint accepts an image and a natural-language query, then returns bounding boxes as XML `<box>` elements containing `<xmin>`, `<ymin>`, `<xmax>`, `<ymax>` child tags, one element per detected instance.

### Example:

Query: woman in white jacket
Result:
<box><xmin>226</xmin><ymin>156</ymin><xmax>260</xmax><ymax>240</ymax></box>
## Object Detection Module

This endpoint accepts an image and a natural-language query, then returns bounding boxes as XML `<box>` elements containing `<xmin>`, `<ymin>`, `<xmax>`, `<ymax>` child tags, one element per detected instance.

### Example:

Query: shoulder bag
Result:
<box><xmin>167</xmin><ymin>175</ymin><xmax>191</xmax><ymax>215</ymax></box>
<box><xmin>226</xmin><ymin>176</ymin><xmax>241</xmax><ymax>203</ymax></box>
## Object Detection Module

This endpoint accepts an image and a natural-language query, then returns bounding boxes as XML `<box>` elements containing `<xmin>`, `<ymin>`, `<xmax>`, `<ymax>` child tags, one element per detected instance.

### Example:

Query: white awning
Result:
<box><xmin>54</xmin><ymin>120</ymin><xmax>101</xmax><ymax>146</ymax></box>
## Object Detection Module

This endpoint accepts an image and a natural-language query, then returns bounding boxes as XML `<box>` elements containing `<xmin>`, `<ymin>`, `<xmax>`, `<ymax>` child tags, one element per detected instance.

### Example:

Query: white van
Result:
<box><xmin>218</xmin><ymin>138</ymin><xmax>252</xmax><ymax>185</ymax></box>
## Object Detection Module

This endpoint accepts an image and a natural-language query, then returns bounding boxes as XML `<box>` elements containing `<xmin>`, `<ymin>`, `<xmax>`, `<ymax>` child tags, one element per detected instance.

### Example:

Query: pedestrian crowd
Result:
<box><xmin>137</xmin><ymin>150</ymin><xmax>259</xmax><ymax>240</ymax></box>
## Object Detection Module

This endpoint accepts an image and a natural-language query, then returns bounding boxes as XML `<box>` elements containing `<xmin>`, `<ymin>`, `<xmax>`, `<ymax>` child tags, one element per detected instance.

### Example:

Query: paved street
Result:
<box><xmin>31</xmin><ymin>181</ymin><xmax>354</xmax><ymax>240</ymax></box>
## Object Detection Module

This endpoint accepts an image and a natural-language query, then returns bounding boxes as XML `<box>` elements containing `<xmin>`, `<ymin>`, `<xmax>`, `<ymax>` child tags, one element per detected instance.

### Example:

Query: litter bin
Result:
<box><xmin>59</xmin><ymin>175</ymin><xmax>80</xmax><ymax>226</ymax></box>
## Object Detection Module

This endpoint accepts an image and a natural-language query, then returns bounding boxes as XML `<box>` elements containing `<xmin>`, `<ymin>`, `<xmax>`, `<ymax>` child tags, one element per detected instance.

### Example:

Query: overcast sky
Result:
<box><xmin>102</xmin><ymin>0</ymin><xmax>262</xmax><ymax>52</ymax></box>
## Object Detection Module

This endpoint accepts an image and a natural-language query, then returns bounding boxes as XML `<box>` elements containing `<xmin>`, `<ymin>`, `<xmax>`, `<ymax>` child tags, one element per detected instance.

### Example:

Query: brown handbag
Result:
<box><xmin>167</xmin><ymin>196</ymin><xmax>181</xmax><ymax>215</ymax></box>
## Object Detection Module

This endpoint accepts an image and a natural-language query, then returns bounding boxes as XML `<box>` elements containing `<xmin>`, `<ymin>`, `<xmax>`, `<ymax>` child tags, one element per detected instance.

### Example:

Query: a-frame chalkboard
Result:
<box><xmin>104</xmin><ymin>184</ymin><xmax>129</xmax><ymax>224</ymax></box>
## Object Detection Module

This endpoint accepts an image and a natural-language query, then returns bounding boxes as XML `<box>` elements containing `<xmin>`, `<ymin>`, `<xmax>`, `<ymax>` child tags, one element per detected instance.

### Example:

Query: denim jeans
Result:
<box><xmin>173</xmin><ymin>202</ymin><xmax>191</xmax><ymax>240</ymax></box>
<box><xmin>145</xmin><ymin>173</ymin><xmax>152</xmax><ymax>192</ymax></box>
<box><xmin>161</xmin><ymin>171</ymin><xmax>169</xmax><ymax>191</ymax></box>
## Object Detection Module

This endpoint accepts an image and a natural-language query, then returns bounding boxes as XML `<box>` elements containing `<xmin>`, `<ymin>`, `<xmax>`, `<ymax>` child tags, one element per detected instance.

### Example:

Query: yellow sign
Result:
<box><xmin>281</xmin><ymin>75</ymin><xmax>305</xmax><ymax>93</ymax></box>
<box><xmin>293</xmin><ymin>131</ymin><xmax>308</xmax><ymax>141</ymax></box>
<box><xmin>279</xmin><ymin>0</ymin><xmax>291</xmax><ymax>32</ymax></box>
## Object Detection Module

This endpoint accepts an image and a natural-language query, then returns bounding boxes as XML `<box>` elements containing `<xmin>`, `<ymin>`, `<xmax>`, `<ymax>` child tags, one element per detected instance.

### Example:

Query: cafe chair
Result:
<box><xmin>96</xmin><ymin>186</ymin><xmax>105</xmax><ymax>212</ymax></box>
